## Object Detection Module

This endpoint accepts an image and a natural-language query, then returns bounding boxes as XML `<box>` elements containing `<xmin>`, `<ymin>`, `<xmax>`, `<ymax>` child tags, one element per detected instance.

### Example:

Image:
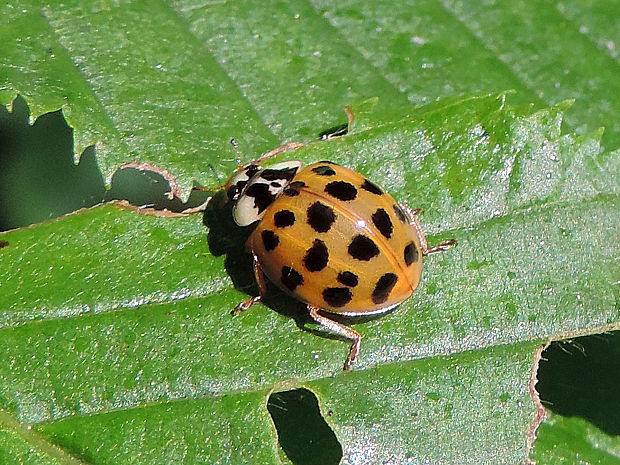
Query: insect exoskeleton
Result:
<box><xmin>224</xmin><ymin>147</ymin><xmax>455</xmax><ymax>370</ymax></box>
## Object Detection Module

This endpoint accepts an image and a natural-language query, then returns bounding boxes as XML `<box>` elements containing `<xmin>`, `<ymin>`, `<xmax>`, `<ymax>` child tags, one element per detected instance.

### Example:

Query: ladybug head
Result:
<box><xmin>227</xmin><ymin>160</ymin><xmax>302</xmax><ymax>227</ymax></box>
<box><xmin>225</xmin><ymin>164</ymin><xmax>260</xmax><ymax>202</ymax></box>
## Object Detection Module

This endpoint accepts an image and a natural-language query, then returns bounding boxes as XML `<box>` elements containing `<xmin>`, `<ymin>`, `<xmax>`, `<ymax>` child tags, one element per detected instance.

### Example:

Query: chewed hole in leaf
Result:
<box><xmin>536</xmin><ymin>331</ymin><xmax>620</xmax><ymax>435</ymax></box>
<box><xmin>104</xmin><ymin>167</ymin><xmax>209</xmax><ymax>211</ymax></box>
<box><xmin>0</xmin><ymin>97</ymin><xmax>210</xmax><ymax>231</ymax></box>
<box><xmin>0</xmin><ymin>96</ymin><xmax>105</xmax><ymax>230</ymax></box>
<box><xmin>267</xmin><ymin>388</ymin><xmax>342</xmax><ymax>465</ymax></box>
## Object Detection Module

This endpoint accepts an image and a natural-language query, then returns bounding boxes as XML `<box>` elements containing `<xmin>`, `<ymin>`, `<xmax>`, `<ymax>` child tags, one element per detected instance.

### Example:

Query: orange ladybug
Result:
<box><xmin>224</xmin><ymin>146</ymin><xmax>455</xmax><ymax>370</ymax></box>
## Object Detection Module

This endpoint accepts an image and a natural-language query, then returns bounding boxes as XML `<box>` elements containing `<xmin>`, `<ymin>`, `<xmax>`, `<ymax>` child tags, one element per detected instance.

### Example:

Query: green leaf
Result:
<box><xmin>535</xmin><ymin>334</ymin><xmax>620</xmax><ymax>464</ymax></box>
<box><xmin>309</xmin><ymin>342</ymin><xmax>539</xmax><ymax>464</ymax></box>
<box><xmin>0</xmin><ymin>204</ymin><xmax>225</xmax><ymax>326</ymax></box>
<box><xmin>37</xmin><ymin>389</ymin><xmax>280</xmax><ymax>465</ymax></box>
<box><xmin>1</xmin><ymin>2</ymin><xmax>280</xmax><ymax>197</ymax></box>
<box><xmin>1</xmin><ymin>1</ymin><xmax>619</xmax><ymax>464</ymax></box>
<box><xmin>3</xmin><ymin>0</ymin><xmax>619</xmax><ymax>202</ymax></box>
<box><xmin>532</xmin><ymin>413</ymin><xmax>620</xmax><ymax>464</ymax></box>
<box><xmin>33</xmin><ymin>342</ymin><xmax>538</xmax><ymax>465</ymax></box>
<box><xmin>307</xmin><ymin>0</ymin><xmax>620</xmax><ymax>151</ymax></box>
<box><xmin>1</xmin><ymin>95</ymin><xmax>618</xmax><ymax>463</ymax></box>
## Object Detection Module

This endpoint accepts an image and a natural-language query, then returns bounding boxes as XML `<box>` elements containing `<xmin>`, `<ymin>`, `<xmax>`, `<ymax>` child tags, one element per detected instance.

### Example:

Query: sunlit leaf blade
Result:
<box><xmin>312</xmin><ymin>342</ymin><xmax>539</xmax><ymax>465</ymax></box>
<box><xmin>0</xmin><ymin>195</ymin><xmax>614</xmax><ymax>424</ymax></box>
<box><xmin>31</xmin><ymin>342</ymin><xmax>538</xmax><ymax>465</ymax></box>
<box><xmin>37</xmin><ymin>389</ymin><xmax>280</xmax><ymax>465</ymax></box>
<box><xmin>1</xmin><ymin>0</ymin><xmax>619</xmax><ymax>463</ymax></box>
<box><xmin>0</xmin><ymin>93</ymin><xmax>618</xmax><ymax>463</ymax></box>
<box><xmin>532</xmin><ymin>413</ymin><xmax>620</xmax><ymax>464</ymax></box>
<box><xmin>0</xmin><ymin>204</ymin><xmax>226</xmax><ymax>328</ymax></box>
<box><xmin>0</xmin><ymin>410</ymin><xmax>74</xmax><ymax>465</ymax></box>
<box><xmin>1</xmin><ymin>2</ymin><xmax>278</xmax><ymax>196</ymax></box>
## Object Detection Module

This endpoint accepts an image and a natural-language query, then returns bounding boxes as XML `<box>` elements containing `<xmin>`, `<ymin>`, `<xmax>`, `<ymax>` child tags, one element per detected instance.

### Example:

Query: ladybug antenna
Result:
<box><xmin>208</xmin><ymin>163</ymin><xmax>222</xmax><ymax>185</ymax></box>
<box><xmin>231</xmin><ymin>138</ymin><xmax>243</xmax><ymax>168</ymax></box>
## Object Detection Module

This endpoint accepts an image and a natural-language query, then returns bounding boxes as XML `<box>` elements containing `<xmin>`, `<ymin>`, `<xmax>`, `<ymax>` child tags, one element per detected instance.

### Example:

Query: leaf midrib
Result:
<box><xmin>0</xmin><ymin>408</ymin><xmax>87</xmax><ymax>465</ymax></box>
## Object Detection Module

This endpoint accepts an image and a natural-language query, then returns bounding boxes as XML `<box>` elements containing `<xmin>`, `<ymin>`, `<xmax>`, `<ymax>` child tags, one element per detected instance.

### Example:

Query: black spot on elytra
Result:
<box><xmin>271</xmin><ymin>181</ymin><xmax>282</xmax><ymax>188</ymax></box>
<box><xmin>260</xmin><ymin>166</ymin><xmax>298</xmax><ymax>181</ymax></box>
<box><xmin>284</xmin><ymin>181</ymin><xmax>306</xmax><ymax>197</ymax></box>
<box><xmin>312</xmin><ymin>165</ymin><xmax>336</xmax><ymax>176</ymax></box>
<box><xmin>325</xmin><ymin>181</ymin><xmax>357</xmax><ymax>201</ymax></box>
<box><xmin>393</xmin><ymin>204</ymin><xmax>408</xmax><ymax>223</ymax></box>
<box><xmin>303</xmin><ymin>239</ymin><xmax>329</xmax><ymax>272</ymax></box>
<box><xmin>322</xmin><ymin>287</ymin><xmax>353</xmax><ymax>307</ymax></box>
<box><xmin>274</xmin><ymin>210</ymin><xmax>295</xmax><ymax>228</ymax></box>
<box><xmin>348</xmin><ymin>235</ymin><xmax>380</xmax><ymax>261</ymax></box>
<box><xmin>361</xmin><ymin>179</ymin><xmax>383</xmax><ymax>195</ymax></box>
<box><xmin>261</xmin><ymin>230</ymin><xmax>280</xmax><ymax>251</ymax></box>
<box><xmin>337</xmin><ymin>271</ymin><xmax>358</xmax><ymax>287</ymax></box>
<box><xmin>372</xmin><ymin>273</ymin><xmax>398</xmax><ymax>305</ymax></box>
<box><xmin>307</xmin><ymin>202</ymin><xmax>336</xmax><ymax>233</ymax></box>
<box><xmin>404</xmin><ymin>241</ymin><xmax>419</xmax><ymax>266</ymax></box>
<box><xmin>281</xmin><ymin>266</ymin><xmax>304</xmax><ymax>291</ymax></box>
<box><xmin>371</xmin><ymin>208</ymin><xmax>393</xmax><ymax>239</ymax></box>
<box><xmin>245</xmin><ymin>183</ymin><xmax>275</xmax><ymax>214</ymax></box>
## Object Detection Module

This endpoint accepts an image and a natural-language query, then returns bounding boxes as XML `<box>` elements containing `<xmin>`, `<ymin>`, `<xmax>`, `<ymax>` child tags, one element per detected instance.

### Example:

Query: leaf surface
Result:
<box><xmin>1</xmin><ymin>1</ymin><xmax>619</xmax><ymax>464</ymax></box>
<box><xmin>1</xmin><ymin>96</ymin><xmax>618</xmax><ymax>464</ymax></box>
<box><xmin>532</xmin><ymin>413</ymin><xmax>620</xmax><ymax>464</ymax></box>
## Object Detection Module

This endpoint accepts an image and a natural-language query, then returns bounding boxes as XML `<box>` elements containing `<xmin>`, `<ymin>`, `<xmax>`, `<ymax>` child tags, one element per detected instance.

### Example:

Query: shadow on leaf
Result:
<box><xmin>268</xmin><ymin>388</ymin><xmax>342</xmax><ymax>465</ymax></box>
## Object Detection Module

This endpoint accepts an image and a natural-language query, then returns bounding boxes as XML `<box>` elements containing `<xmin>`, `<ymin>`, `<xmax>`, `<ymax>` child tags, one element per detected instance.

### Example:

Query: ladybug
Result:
<box><xmin>223</xmin><ymin>143</ymin><xmax>456</xmax><ymax>370</ymax></box>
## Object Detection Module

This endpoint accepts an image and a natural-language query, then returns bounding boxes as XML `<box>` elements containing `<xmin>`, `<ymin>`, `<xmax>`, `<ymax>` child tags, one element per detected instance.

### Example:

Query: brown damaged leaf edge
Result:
<box><xmin>117</xmin><ymin>141</ymin><xmax>298</xmax><ymax>217</ymax></box>
<box><xmin>120</xmin><ymin>144</ymin><xmax>305</xmax><ymax>205</ymax></box>
<box><xmin>525</xmin><ymin>344</ymin><xmax>548</xmax><ymax>465</ymax></box>
<box><xmin>0</xmin><ymin>240</ymin><xmax>9</xmax><ymax>248</ymax></box>
<box><xmin>523</xmin><ymin>320</ymin><xmax>620</xmax><ymax>464</ymax></box>
<box><xmin>111</xmin><ymin>200</ymin><xmax>196</xmax><ymax>218</ymax></box>
<box><xmin>344</xmin><ymin>105</ymin><xmax>355</xmax><ymax>127</ymax></box>
<box><xmin>119</xmin><ymin>161</ymin><xmax>182</xmax><ymax>200</ymax></box>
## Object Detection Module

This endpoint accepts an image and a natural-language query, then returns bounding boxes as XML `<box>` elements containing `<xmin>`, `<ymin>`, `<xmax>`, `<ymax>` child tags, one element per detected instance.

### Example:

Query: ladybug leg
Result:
<box><xmin>232</xmin><ymin>252</ymin><xmax>268</xmax><ymax>315</ymax></box>
<box><xmin>401</xmin><ymin>204</ymin><xmax>457</xmax><ymax>256</ymax></box>
<box><xmin>308</xmin><ymin>306</ymin><xmax>361</xmax><ymax>371</ymax></box>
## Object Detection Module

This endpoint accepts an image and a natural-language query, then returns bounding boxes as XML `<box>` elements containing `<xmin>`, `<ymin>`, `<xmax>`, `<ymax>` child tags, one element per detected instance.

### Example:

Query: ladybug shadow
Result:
<box><xmin>203</xmin><ymin>191</ymin><xmax>312</xmax><ymax>328</ymax></box>
<box><xmin>203</xmin><ymin>192</ymin><xmax>397</xmax><ymax>345</ymax></box>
